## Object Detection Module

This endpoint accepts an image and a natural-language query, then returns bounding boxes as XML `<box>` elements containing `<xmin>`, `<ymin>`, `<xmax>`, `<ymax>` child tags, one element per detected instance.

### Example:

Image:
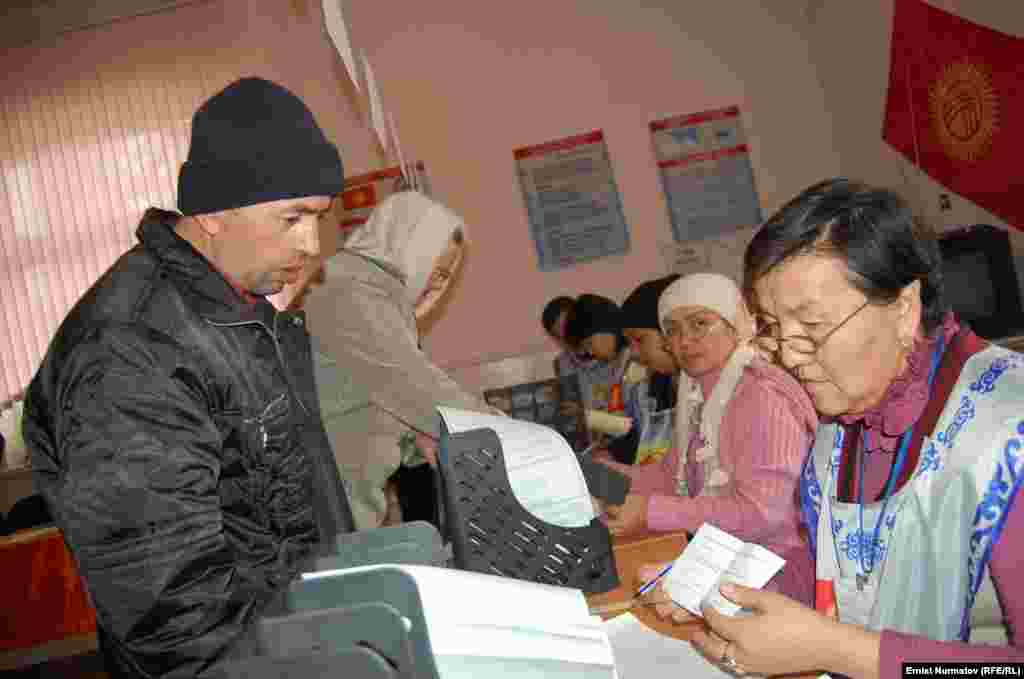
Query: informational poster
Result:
<box><xmin>515</xmin><ymin>130</ymin><xmax>631</xmax><ymax>271</ymax></box>
<box><xmin>650</xmin><ymin>106</ymin><xmax>762</xmax><ymax>242</ymax></box>
<box><xmin>335</xmin><ymin>162</ymin><xmax>429</xmax><ymax>246</ymax></box>
<box><xmin>658</xmin><ymin>240</ymin><xmax>710</xmax><ymax>278</ymax></box>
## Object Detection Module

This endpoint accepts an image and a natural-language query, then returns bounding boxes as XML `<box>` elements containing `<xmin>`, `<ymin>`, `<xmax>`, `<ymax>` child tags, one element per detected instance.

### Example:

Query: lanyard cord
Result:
<box><xmin>855</xmin><ymin>334</ymin><xmax>946</xmax><ymax>578</ymax></box>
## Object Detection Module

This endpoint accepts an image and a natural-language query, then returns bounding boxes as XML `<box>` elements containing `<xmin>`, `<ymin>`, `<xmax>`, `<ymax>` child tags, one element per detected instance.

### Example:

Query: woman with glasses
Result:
<box><xmin>646</xmin><ymin>179</ymin><xmax>1023</xmax><ymax>677</ymax></box>
<box><xmin>602</xmin><ymin>272</ymin><xmax>817</xmax><ymax>568</ymax></box>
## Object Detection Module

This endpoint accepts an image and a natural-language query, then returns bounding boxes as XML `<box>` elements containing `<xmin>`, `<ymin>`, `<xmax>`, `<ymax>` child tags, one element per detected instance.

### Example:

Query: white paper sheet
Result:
<box><xmin>321</xmin><ymin>0</ymin><xmax>360</xmax><ymax>92</ymax></box>
<box><xmin>361</xmin><ymin>53</ymin><xmax>388</xmax><ymax>151</ymax></box>
<box><xmin>303</xmin><ymin>565</ymin><xmax>616</xmax><ymax>678</ymax></box>
<box><xmin>604</xmin><ymin>614</ymin><xmax>832</xmax><ymax>679</ymax></box>
<box><xmin>663</xmin><ymin>523</ymin><xmax>785</xmax><ymax>617</ymax></box>
<box><xmin>604</xmin><ymin>613</ymin><xmax>736</xmax><ymax>679</ymax></box>
<box><xmin>437</xmin><ymin>407</ymin><xmax>596</xmax><ymax>528</ymax></box>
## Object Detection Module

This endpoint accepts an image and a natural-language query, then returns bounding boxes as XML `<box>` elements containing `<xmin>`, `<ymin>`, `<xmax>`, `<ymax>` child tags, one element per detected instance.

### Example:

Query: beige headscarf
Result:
<box><xmin>343</xmin><ymin>190</ymin><xmax>466</xmax><ymax>306</ymax></box>
<box><xmin>658</xmin><ymin>273</ymin><xmax>756</xmax><ymax>497</ymax></box>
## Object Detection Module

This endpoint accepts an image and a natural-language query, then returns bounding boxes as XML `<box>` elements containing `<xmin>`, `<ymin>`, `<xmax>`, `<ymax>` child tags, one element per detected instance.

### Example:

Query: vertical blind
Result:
<box><xmin>0</xmin><ymin>2</ymin><xmax>313</xmax><ymax>409</ymax></box>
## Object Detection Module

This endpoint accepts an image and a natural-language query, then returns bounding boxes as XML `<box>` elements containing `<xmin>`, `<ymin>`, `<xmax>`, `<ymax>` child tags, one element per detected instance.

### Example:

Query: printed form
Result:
<box><xmin>663</xmin><ymin>523</ymin><xmax>785</xmax><ymax>617</ymax></box>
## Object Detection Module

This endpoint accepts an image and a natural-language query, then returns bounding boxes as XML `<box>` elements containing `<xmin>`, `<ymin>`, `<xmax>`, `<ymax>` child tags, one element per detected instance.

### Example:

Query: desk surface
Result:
<box><xmin>587</xmin><ymin>531</ymin><xmax>702</xmax><ymax>640</ymax></box>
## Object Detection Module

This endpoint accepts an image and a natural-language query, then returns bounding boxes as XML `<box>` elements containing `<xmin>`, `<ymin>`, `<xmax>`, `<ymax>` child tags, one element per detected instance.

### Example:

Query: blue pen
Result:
<box><xmin>635</xmin><ymin>562</ymin><xmax>673</xmax><ymax>597</ymax></box>
<box><xmin>588</xmin><ymin>563</ymin><xmax>675</xmax><ymax>616</ymax></box>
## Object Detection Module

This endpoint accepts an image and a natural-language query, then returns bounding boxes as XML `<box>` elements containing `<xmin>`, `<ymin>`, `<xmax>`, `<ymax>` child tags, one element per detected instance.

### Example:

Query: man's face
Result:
<box><xmin>205</xmin><ymin>196</ymin><xmax>332</xmax><ymax>296</ymax></box>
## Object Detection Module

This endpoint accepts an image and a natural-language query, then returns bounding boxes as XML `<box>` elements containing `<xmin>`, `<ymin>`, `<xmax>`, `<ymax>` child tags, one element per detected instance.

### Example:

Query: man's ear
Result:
<box><xmin>194</xmin><ymin>212</ymin><xmax>225</xmax><ymax>237</ymax></box>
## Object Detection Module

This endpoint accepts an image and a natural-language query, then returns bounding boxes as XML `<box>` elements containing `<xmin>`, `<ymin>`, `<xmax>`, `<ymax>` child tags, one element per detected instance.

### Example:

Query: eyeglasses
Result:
<box><xmin>663</xmin><ymin>314</ymin><xmax>725</xmax><ymax>343</ymax></box>
<box><xmin>754</xmin><ymin>300</ymin><xmax>871</xmax><ymax>357</ymax></box>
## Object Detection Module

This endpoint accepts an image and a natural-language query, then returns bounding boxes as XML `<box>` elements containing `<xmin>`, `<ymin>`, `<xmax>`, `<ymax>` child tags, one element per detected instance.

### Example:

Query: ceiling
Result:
<box><xmin>0</xmin><ymin>0</ymin><xmax>823</xmax><ymax>51</ymax></box>
<box><xmin>0</xmin><ymin>0</ymin><xmax>208</xmax><ymax>48</ymax></box>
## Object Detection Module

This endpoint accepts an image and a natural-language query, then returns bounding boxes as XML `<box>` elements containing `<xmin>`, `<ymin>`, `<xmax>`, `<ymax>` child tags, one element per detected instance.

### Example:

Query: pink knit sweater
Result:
<box><xmin>608</xmin><ymin>357</ymin><xmax>817</xmax><ymax>558</ymax></box>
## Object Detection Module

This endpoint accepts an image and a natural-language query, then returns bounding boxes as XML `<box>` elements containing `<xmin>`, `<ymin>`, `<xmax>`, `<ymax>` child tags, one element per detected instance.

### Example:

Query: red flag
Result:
<box><xmin>883</xmin><ymin>0</ymin><xmax>1024</xmax><ymax>230</ymax></box>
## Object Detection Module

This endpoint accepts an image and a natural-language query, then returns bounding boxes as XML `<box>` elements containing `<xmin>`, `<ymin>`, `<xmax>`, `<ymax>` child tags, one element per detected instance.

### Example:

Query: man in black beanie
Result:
<box><xmin>23</xmin><ymin>77</ymin><xmax>354</xmax><ymax>678</ymax></box>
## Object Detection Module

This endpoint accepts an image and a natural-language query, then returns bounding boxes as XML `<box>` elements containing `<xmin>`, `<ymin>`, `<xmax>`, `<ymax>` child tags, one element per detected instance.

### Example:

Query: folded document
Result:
<box><xmin>663</xmin><ymin>523</ymin><xmax>786</xmax><ymax>617</ymax></box>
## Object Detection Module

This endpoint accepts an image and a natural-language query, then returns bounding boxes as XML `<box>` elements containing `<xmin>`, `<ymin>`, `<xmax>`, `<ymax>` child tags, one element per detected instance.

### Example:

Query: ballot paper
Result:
<box><xmin>604</xmin><ymin>613</ymin><xmax>834</xmax><ymax>679</ymax></box>
<box><xmin>437</xmin><ymin>407</ymin><xmax>596</xmax><ymax>528</ymax></box>
<box><xmin>604</xmin><ymin>613</ymin><xmax>737</xmax><ymax>679</ymax></box>
<box><xmin>302</xmin><ymin>564</ymin><xmax>617</xmax><ymax>679</ymax></box>
<box><xmin>663</xmin><ymin>523</ymin><xmax>785</xmax><ymax>617</ymax></box>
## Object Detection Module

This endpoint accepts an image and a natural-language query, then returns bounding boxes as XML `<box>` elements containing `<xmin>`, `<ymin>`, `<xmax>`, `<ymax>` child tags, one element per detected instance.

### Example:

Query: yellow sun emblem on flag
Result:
<box><xmin>928</xmin><ymin>60</ymin><xmax>1000</xmax><ymax>162</ymax></box>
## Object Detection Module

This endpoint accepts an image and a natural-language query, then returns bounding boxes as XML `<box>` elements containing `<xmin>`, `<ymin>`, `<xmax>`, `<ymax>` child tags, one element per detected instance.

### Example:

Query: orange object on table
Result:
<box><xmin>0</xmin><ymin>527</ymin><xmax>96</xmax><ymax>651</ymax></box>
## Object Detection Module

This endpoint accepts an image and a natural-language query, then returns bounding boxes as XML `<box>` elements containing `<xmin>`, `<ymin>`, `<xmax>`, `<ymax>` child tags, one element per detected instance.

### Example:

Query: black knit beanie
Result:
<box><xmin>619</xmin><ymin>275</ymin><xmax>681</xmax><ymax>331</ymax></box>
<box><xmin>565</xmin><ymin>294</ymin><xmax>623</xmax><ymax>346</ymax></box>
<box><xmin>177</xmin><ymin>77</ymin><xmax>344</xmax><ymax>216</ymax></box>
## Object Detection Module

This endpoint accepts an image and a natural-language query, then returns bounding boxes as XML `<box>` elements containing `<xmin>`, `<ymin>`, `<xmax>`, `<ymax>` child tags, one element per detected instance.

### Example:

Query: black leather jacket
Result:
<box><xmin>23</xmin><ymin>209</ymin><xmax>354</xmax><ymax>677</ymax></box>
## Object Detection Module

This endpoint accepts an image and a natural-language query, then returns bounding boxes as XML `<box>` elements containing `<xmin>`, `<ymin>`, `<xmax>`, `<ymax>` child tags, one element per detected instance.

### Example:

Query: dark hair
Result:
<box><xmin>620</xmin><ymin>275</ymin><xmax>680</xmax><ymax>331</ymax></box>
<box><xmin>542</xmin><ymin>296</ymin><xmax>575</xmax><ymax>333</ymax></box>
<box><xmin>451</xmin><ymin>226</ymin><xmax>465</xmax><ymax>245</ymax></box>
<box><xmin>565</xmin><ymin>294</ymin><xmax>626</xmax><ymax>351</ymax></box>
<box><xmin>743</xmin><ymin>178</ymin><xmax>947</xmax><ymax>333</ymax></box>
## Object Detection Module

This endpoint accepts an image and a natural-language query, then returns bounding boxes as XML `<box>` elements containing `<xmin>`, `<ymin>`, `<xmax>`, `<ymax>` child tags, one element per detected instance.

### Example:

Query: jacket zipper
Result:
<box><xmin>205</xmin><ymin>315</ymin><xmax>311</xmax><ymax>417</ymax></box>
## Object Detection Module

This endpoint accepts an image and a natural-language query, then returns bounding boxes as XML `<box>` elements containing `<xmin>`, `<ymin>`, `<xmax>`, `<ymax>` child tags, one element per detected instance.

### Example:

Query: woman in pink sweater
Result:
<box><xmin>602</xmin><ymin>272</ymin><xmax>817</xmax><ymax>561</ymax></box>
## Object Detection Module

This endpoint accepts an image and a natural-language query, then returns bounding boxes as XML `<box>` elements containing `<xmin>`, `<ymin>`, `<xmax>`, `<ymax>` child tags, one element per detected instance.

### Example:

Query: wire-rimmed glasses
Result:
<box><xmin>754</xmin><ymin>300</ymin><xmax>871</xmax><ymax>357</ymax></box>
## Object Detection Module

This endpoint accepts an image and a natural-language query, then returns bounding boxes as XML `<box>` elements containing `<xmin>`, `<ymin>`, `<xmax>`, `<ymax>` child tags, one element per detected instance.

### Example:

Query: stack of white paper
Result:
<box><xmin>304</xmin><ymin>564</ymin><xmax>617</xmax><ymax>679</ymax></box>
<box><xmin>438</xmin><ymin>407</ymin><xmax>595</xmax><ymax>528</ymax></box>
<box><xmin>604</xmin><ymin>613</ymin><xmax>738</xmax><ymax>679</ymax></box>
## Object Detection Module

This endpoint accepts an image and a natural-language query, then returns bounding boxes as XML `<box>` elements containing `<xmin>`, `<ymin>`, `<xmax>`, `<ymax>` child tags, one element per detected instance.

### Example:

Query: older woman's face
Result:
<box><xmin>663</xmin><ymin>306</ymin><xmax>738</xmax><ymax>378</ymax></box>
<box><xmin>415</xmin><ymin>235</ymin><xmax>465</xmax><ymax>320</ymax></box>
<box><xmin>752</xmin><ymin>254</ymin><xmax>920</xmax><ymax>417</ymax></box>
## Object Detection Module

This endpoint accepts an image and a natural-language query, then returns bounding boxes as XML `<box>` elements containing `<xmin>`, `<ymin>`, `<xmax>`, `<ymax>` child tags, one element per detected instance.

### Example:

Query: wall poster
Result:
<box><xmin>515</xmin><ymin>130</ymin><xmax>630</xmax><ymax>271</ymax></box>
<box><xmin>650</xmin><ymin>106</ymin><xmax>762</xmax><ymax>242</ymax></box>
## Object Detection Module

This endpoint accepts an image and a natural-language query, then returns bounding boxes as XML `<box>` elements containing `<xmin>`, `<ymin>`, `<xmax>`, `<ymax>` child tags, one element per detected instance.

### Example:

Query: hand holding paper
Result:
<box><xmin>692</xmin><ymin>583</ymin><xmax>841</xmax><ymax>679</ymax></box>
<box><xmin>662</xmin><ymin>523</ymin><xmax>785</xmax><ymax>618</ymax></box>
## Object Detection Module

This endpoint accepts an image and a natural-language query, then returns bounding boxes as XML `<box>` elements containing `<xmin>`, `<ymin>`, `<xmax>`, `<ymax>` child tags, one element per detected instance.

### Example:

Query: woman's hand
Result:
<box><xmin>637</xmin><ymin>562</ymin><xmax>694</xmax><ymax>624</ymax></box>
<box><xmin>692</xmin><ymin>583</ymin><xmax>856</xmax><ymax>677</ymax></box>
<box><xmin>415</xmin><ymin>433</ymin><xmax>439</xmax><ymax>468</ymax></box>
<box><xmin>604</xmin><ymin>493</ymin><xmax>648</xmax><ymax>536</ymax></box>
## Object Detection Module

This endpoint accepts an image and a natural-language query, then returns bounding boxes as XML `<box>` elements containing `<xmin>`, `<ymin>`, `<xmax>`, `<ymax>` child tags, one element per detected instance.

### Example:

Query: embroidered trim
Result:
<box><xmin>963</xmin><ymin>417</ymin><xmax>1024</xmax><ymax>640</ymax></box>
<box><xmin>936</xmin><ymin>395</ymin><xmax>977</xmax><ymax>449</ymax></box>
<box><xmin>915</xmin><ymin>440</ymin><xmax>943</xmax><ymax>480</ymax></box>
<box><xmin>969</xmin><ymin>356</ymin><xmax>1024</xmax><ymax>395</ymax></box>
<box><xmin>838</xmin><ymin>527</ymin><xmax>887</xmax><ymax>564</ymax></box>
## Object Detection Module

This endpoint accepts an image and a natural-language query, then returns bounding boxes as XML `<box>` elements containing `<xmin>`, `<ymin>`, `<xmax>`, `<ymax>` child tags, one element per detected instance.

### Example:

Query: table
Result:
<box><xmin>0</xmin><ymin>526</ymin><xmax>98</xmax><ymax>669</ymax></box>
<box><xmin>586</xmin><ymin>530</ymin><xmax>701</xmax><ymax>639</ymax></box>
